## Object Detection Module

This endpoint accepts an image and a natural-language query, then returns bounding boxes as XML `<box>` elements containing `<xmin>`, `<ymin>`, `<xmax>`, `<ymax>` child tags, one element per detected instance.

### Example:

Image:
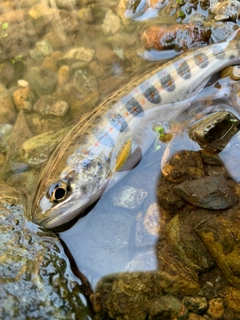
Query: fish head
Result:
<box><xmin>32</xmin><ymin>154</ymin><xmax>110</xmax><ymax>229</ymax></box>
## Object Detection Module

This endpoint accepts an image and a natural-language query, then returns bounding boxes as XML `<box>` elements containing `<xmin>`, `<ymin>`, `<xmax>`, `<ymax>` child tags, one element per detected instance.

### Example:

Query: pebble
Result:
<box><xmin>206</xmin><ymin>298</ymin><xmax>224</xmax><ymax>319</ymax></box>
<box><xmin>13</xmin><ymin>87</ymin><xmax>34</xmax><ymax>111</ymax></box>
<box><xmin>63</xmin><ymin>47</ymin><xmax>95</xmax><ymax>63</ymax></box>
<box><xmin>0</xmin><ymin>124</ymin><xmax>13</xmax><ymax>154</ymax></box>
<box><xmin>58</xmin><ymin>65</ymin><xmax>70</xmax><ymax>87</ymax></box>
<box><xmin>173</xmin><ymin>175</ymin><xmax>235</xmax><ymax>209</ymax></box>
<box><xmin>0</xmin><ymin>84</ymin><xmax>17</xmax><ymax>124</ymax></box>
<box><xmin>26</xmin><ymin>66</ymin><xmax>57</xmax><ymax>96</ymax></box>
<box><xmin>20</xmin><ymin>126</ymin><xmax>72</xmax><ymax>167</ymax></box>
<box><xmin>35</xmin><ymin>39</ymin><xmax>53</xmax><ymax>57</ymax></box>
<box><xmin>149</xmin><ymin>295</ymin><xmax>188</xmax><ymax>320</ymax></box>
<box><xmin>101</xmin><ymin>9</ymin><xmax>123</xmax><ymax>35</ymax></box>
<box><xmin>33</xmin><ymin>95</ymin><xmax>69</xmax><ymax>117</ymax></box>
<box><xmin>183</xmin><ymin>296</ymin><xmax>208</xmax><ymax>314</ymax></box>
<box><xmin>161</xmin><ymin>149</ymin><xmax>205</xmax><ymax>183</ymax></box>
<box><xmin>143</xmin><ymin>202</ymin><xmax>161</xmax><ymax>237</ymax></box>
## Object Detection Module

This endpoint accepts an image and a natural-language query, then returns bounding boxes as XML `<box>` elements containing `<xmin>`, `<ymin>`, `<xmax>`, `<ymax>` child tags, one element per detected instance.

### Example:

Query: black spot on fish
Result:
<box><xmin>160</xmin><ymin>74</ymin><xmax>175</xmax><ymax>92</ymax></box>
<box><xmin>107</xmin><ymin>112</ymin><xmax>128</xmax><ymax>132</ymax></box>
<box><xmin>125</xmin><ymin>97</ymin><xmax>144</xmax><ymax>116</ymax></box>
<box><xmin>143</xmin><ymin>85</ymin><xmax>161</xmax><ymax>104</ymax></box>
<box><xmin>93</xmin><ymin>128</ymin><xmax>114</xmax><ymax>147</ymax></box>
<box><xmin>194</xmin><ymin>53</ymin><xmax>209</xmax><ymax>68</ymax></box>
<box><xmin>230</xmin><ymin>54</ymin><xmax>235</xmax><ymax>59</ymax></box>
<box><xmin>176</xmin><ymin>60</ymin><xmax>191</xmax><ymax>79</ymax></box>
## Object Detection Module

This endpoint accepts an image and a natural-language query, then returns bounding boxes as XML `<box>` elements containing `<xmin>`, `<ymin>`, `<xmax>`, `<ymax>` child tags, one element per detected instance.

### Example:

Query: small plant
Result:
<box><xmin>154</xmin><ymin>125</ymin><xmax>166</xmax><ymax>151</ymax></box>
<box><xmin>10</xmin><ymin>54</ymin><xmax>25</xmax><ymax>64</ymax></box>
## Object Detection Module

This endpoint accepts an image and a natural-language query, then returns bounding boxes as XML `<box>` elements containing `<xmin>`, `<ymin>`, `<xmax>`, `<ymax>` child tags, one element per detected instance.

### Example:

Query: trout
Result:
<box><xmin>32</xmin><ymin>30</ymin><xmax>240</xmax><ymax>228</ymax></box>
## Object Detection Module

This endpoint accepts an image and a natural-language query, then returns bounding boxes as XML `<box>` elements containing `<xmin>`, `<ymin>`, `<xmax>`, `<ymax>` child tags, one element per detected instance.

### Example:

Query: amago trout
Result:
<box><xmin>32</xmin><ymin>30</ymin><xmax>240</xmax><ymax>228</ymax></box>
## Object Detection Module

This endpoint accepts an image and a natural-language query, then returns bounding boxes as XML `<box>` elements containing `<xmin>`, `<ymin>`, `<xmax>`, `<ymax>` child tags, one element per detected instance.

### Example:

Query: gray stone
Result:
<box><xmin>33</xmin><ymin>95</ymin><xmax>69</xmax><ymax>117</ymax></box>
<box><xmin>173</xmin><ymin>175</ymin><xmax>235</xmax><ymax>209</ymax></box>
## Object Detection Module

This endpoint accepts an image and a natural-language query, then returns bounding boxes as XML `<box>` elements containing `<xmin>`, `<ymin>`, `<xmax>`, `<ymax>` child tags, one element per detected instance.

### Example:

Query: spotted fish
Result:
<box><xmin>32</xmin><ymin>30</ymin><xmax>240</xmax><ymax>228</ymax></box>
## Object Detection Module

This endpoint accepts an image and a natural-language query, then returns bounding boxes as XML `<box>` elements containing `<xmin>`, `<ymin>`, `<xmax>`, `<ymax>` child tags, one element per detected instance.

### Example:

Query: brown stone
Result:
<box><xmin>206</xmin><ymin>298</ymin><xmax>224</xmax><ymax>319</ymax></box>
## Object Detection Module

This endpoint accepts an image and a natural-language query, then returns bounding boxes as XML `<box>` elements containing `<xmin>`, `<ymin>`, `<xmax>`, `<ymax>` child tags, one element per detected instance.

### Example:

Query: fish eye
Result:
<box><xmin>48</xmin><ymin>181</ymin><xmax>71</xmax><ymax>203</ymax></box>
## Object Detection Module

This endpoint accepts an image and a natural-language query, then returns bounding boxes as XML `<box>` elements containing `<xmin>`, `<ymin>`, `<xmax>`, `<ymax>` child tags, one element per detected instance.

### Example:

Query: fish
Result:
<box><xmin>32</xmin><ymin>29</ymin><xmax>240</xmax><ymax>229</ymax></box>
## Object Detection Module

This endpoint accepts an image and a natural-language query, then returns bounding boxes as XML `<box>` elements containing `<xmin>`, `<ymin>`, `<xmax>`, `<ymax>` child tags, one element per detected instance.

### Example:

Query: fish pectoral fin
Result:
<box><xmin>113</xmin><ymin>138</ymin><xmax>142</xmax><ymax>172</ymax></box>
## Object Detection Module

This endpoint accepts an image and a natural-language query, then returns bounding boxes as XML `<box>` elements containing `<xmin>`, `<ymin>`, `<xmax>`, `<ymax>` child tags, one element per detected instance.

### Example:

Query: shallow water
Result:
<box><xmin>2</xmin><ymin>0</ymin><xmax>240</xmax><ymax>319</ymax></box>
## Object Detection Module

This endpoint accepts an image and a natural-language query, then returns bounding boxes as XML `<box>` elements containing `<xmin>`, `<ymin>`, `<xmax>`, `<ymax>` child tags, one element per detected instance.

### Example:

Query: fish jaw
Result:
<box><xmin>32</xmin><ymin>182</ymin><xmax>108</xmax><ymax>228</ymax></box>
<box><xmin>32</xmin><ymin>156</ymin><xmax>110</xmax><ymax>228</ymax></box>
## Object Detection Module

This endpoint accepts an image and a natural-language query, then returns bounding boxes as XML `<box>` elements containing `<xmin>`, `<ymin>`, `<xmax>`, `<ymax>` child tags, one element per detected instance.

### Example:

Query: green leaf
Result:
<box><xmin>2</xmin><ymin>22</ymin><xmax>8</xmax><ymax>30</ymax></box>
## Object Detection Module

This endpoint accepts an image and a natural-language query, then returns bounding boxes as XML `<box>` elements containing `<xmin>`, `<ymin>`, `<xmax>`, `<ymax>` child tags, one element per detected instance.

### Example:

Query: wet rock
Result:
<box><xmin>0</xmin><ymin>124</ymin><xmax>12</xmax><ymax>154</ymax></box>
<box><xmin>101</xmin><ymin>9</ymin><xmax>123</xmax><ymax>35</ymax></box>
<box><xmin>95</xmin><ymin>272</ymin><xmax>163</xmax><ymax>320</ymax></box>
<box><xmin>141</xmin><ymin>24</ymin><xmax>208</xmax><ymax>51</ymax></box>
<box><xmin>28</xmin><ymin>4</ymin><xmax>53</xmax><ymax>33</ymax></box>
<box><xmin>0</xmin><ymin>84</ymin><xmax>17</xmax><ymax>124</ymax></box>
<box><xmin>211</xmin><ymin>22</ymin><xmax>238</xmax><ymax>42</ymax></box>
<box><xmin>221</xmin><ymin>65</ymin><xmax>240</xmax><ymax>80</ymax></box>
<box><xmin>25</xmin><ymin>112</ymin><xmax>66</xmax><ymax>136</ymax></box>
<box><xmin>195</xmin><ymin>208</ymin><xmax>240</xmax><ymax>288</ymax></box>
<box><xmin>73</xmin><ymin>69</ymin><xmax>98</xmax><ymax>94</ymax></box>
<box><xmin>143</xmin><ymin>202</ymin><xmax>161</xmax><ymax>237</ymax></box>
<box><xmin>183</xmin><ymin>296</ymin><xmax>208</xmax><ymax>314</ymax></box>
<box><xmin>0</xmin><ymin>184</ymin><xmax>91</xmax><ymax>319</ymax></box>
<box><xmin>54</xmin><ymin>0</ymin><xmax>77</xmax><ymax>9</ymax></box>
<box><xmin>156</xmin><ymin>177</ymin><xmax>186</xmax><ymax>214</ymax></box>
<box><xmin>0</xmin><ymin>19</ymin><xmax>36</xmax><ymax>64</ymax></box>
<box><xmin>188</xmin><ymin>314</ymin><xmax>207</xmax><ymax>320</ymax></box>
<box><xmin>33</xmin><ymin>95</ymin><xmax>69</xmax><ymax>117</ymax></box>
<box><xmin>165</xmin><ymin>214</ymin><xmax>214</xmax><ymax>272</ymax></box>
<box><xmin>20</xmin><ymin>126</ymin><xmax>72</xmax><ymax>167</ymax></box>
<box><xmin>41</xmin><ymin>56</ymin><xmax>58</xmax><ymax>71</ymax></box>
<box><xmin>58</xmin><ymin>65</ymin><xmax>70</xmax><ymax>86</ymax></box>
<box><xmin>13</xmin><ymin>86</ymin><xmax>35</xmax><ymax>111</ymax></box>
<box><xmin>206</xmin><ymin>298</ymin><xmax>224</xmax><ymax>319</ymax></box>
<box><xmin>44</xmin><ymin>30</ymin><xmax>70</xmax><ymax>49</ymax></box>
<box><xmin>173</xmin><ymin>175</ymin><xmax>235</xmax><ymax>210</ymax></box>
<box><xmin>78</xmin><ymin>7</ymin><xmax>93</xmax><ymax>23</ymax></box>
<box><xmin>189</xmin><ymin>111</ymin><xmax>240</xmax><ymax>152</ymax></box>
<box><xmin>157</xmin><ymin>241</ymin><xmax>201</xmax><ymax>296</ymax></box>
<box><xmin>3</xmin><ymin>110</ymin><xmax>32</xmax><ymax>179</ymax></box>
<box><xmin>33</xmin><ymin>39</ymin><xmax>53</xmax><ymax>58</ymax></box>
<box><xmin>63</xmin><ymin>47</ymin><xmax>95</xmax><ymax>63</ymax></box>
<box><xmin>0</xmin><ymin>153</ymin><xmax>5</xmax><ymax>166</ymax></box>
<box><xmin>223</xmin><ymin>286</ymin><xmax>240</xmax><ymax>313</ymax></box>
<box><xmin>210</xmin><ymin>0</ymin><xmax>240</xmax><ymax>21</ymax></box>
<box><xmin>110</xmin><ymin>185</ymin><xmax>148</xmax><ymax>209</ymax></box>
<box><xmin>26</xmin><ymin>66</ymin><xmax>57</xmax><ymax>96</ymax></box>
<box><xmin>95</xmin><ymin>45</ymin><xmax>120</xmax><ymax>64</ymax></box>
<box><xmin>149</xmin><ymin>295</ymin><xmax>188</xmax><ymax>320</ymax></box>
<box><xmin>161</xmin><ymin>149</ymin><xmax>205</xmax><ymax>183</ymax></box>
<box><xmin>0</xmin><ymin>60</ymin><xmax>15</xmax><ymax>86</ymax></box>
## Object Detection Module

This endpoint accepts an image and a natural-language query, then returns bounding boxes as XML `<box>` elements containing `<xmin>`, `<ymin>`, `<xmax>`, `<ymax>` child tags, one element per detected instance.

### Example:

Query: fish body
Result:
<box><xmin>32</xmin><ymin>30</ymin><xmax>240</xmax><ymax>228</ymax></box>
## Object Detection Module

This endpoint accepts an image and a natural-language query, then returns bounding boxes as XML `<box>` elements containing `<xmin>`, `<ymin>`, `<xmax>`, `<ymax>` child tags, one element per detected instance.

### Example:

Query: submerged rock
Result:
<box><xmin>33</xmin><ymin>95</ymin><xmax>69</xmax><ymax>117</ymax></box>
<box><xmin>20</xmin><ymin>126</ymin><xmax>72</xmax><ymax>167</ymax></box>
<box><xmin>0</xmin><ymin>184</ymin><xmax>91</xmax><ymax>319</ymax></box>
<box><xmin>188</xmin><ymin>111</ymin><xmax>240</xmax><ymax>153</ymax></box>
